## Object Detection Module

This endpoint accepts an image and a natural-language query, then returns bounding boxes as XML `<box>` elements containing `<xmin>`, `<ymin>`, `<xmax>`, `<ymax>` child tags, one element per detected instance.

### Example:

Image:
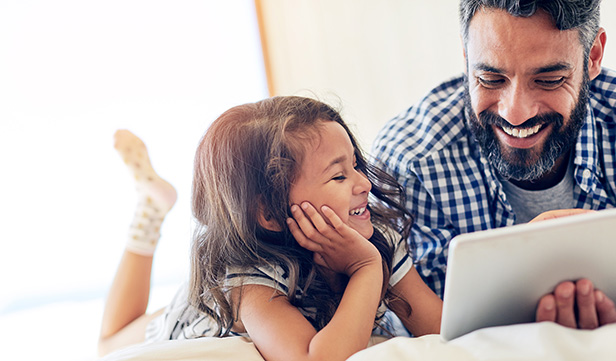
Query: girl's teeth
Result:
<box><xmin>501</xmin><ymin>124</ymin><xmax>541</xmax><ymax>138</ymax></box>
<box><xmin>350</xmin><ymin>207</ymin><xmax>365</xmax><ymax>216</ymax></box>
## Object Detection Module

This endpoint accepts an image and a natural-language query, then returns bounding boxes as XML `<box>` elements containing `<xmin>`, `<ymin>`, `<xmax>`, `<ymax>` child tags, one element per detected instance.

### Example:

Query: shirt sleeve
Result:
<box><xmin>225</xmin><ymin>264</ymin><xmax>290</xmax><ymax>295</ymax></box>
<box><xmin>385</xmin><ymin>228</ymin><xmax>414</xmax><ymax>286</ymax></box>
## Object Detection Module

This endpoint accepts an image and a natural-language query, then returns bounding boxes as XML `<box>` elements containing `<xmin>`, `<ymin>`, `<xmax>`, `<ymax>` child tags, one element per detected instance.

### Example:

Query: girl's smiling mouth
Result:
<box><xmin>349</xmin><ymin>203</ymin><xmax>370</xmax><ymax>221</ymax></box>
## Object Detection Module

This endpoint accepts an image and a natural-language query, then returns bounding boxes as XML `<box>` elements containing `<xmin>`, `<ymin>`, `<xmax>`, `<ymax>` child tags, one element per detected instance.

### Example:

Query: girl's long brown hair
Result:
<box><xmin>190</xmin><ymin>96</ymin><xmax>412</xmax><ymax>335</ymax></box>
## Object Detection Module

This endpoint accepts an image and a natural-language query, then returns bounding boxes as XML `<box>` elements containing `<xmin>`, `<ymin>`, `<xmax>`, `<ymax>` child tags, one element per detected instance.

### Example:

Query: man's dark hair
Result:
<box><xmin>459</xmin><ymin>0</ymin><xmax>602</xmax><ymax>57</ymax></box>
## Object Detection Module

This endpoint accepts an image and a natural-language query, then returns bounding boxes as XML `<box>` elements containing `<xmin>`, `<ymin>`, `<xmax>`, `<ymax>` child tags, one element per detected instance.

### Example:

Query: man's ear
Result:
<box><xmin>257</xmin><ymin>202</ymin><xmax>283</xmax><ymax>232</ymax></box>
<box><xmin>588</xmin><ymin>28</ymin><xmax>607</xmax><ymax>80</ymax></box>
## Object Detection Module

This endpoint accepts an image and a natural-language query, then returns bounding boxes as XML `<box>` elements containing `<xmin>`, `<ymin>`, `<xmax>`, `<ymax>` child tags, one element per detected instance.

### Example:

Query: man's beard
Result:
<box><xmin>464</xmin><ymin>77</ymin><xmax>589</xmax><ymax>182</ymax></box>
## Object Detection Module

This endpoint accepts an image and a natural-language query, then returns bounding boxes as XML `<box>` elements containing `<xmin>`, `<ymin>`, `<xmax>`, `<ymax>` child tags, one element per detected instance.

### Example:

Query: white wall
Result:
<box><xmin>0</xmin><ymin>1</ymin><xmax>267</xmax><ymax>360</ymax></box>
<box><xmin>258</xmin><ymin>0</ymin><xmax>616</xmax><ymax>151</ymax></box>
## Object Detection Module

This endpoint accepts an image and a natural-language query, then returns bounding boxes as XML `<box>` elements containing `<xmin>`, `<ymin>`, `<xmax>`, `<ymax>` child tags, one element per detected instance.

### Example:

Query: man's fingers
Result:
<box><xmin>554</xmin><ymin>282</ymin><xmax>577</xmax><ymax>328</ymax></box>
<box><xmin>537</xmin><ymin>280</ymin><xmax>616</xmax><ymax>329</ymax></box>
<box><xmin>529</xmin><ymin>209</ymin><xmax>594</xmax><ymax>223</ymax></box>
<box><xmin>596</xmin><ymin>290</ymin><xmax>616</xmax><ymax>325</ymax></box>
<box><xmin>575</xmin><ymin>279</ymin><xmax>599</xmax><ymax>329</ymax></box>
<box><xmin>536</xmin><ymin>294</ymin><xmax>557</xmax><ymax>322</ymax></box>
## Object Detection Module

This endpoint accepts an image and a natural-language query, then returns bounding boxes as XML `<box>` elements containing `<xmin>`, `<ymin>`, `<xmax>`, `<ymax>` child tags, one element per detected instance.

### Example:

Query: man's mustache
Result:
<box><xmin>478</xmin><ymin>111</ymin><xmax>564</xmax><ymax>130</ymax></box>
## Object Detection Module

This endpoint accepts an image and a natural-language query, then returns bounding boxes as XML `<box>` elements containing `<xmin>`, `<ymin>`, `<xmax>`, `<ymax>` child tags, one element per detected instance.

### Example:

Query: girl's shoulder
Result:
<box><xmin>225</xmin><ymin>262</ymin><xmax>292</xmax><ymax>296</ymax></box>
<box><xmin>374</xmin><ymin>224</ymin><xmax>404</xmax><ymax>248</ymax></box>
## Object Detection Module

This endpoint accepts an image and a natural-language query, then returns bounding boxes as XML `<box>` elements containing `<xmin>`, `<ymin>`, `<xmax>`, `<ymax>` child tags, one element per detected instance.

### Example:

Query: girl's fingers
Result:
<box><xmin>320</xmin><ymin>205</ymin><xmax>345</xmax><ymax>230</ymax></box>
<box><xmin>312</xmin><ymin>252</ymin><xmax>329</xmax><ymax>269</ymax></box>
<box><xmin>289</xmin><ymin>204</ymin><xmax>331</xmax><ymax>243</ymax></box>
<box><xmin>291</xmin><ymin>203</ymin><xmax>333</xmax><ymax>242</ymax></box>
<box><xmin>299</xmin><ymin>202</ymin><xmax>330</xmax><ymax>233</ymax></box>
<box><xmin>289</xmin><ymin>204</ymin><xmax>317</xmax><ymax>236</ymax></box>
<box><xmin>321</xmin><ymin>205</ymin><xmax>359</xmax><ymax>240</ymax></box>
<box><xmin>300</xmin><ymin>202</ymin><xmax>350</xmax><ymax>243</ymax></box>
<box><xmin>286</xmin><ymin>217</ymin><xmax>322</xmax><ymax>252</ymax></box>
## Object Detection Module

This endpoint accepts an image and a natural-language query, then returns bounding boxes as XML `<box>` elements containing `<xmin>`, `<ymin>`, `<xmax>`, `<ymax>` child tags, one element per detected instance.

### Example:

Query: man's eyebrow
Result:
<box><xmin>472</xmin><ymin>63</ymin><xmax>503</xmax><ymax>73</ymax></box>
<box><xmin>532</xmin><ymin>63</ymin><xmax>572</xmax><ymax>74</ymax></box>
<box><xmin>472</xmin><ymin>62</ymin><xmax>572</xmax><ymax>75</ymax></box>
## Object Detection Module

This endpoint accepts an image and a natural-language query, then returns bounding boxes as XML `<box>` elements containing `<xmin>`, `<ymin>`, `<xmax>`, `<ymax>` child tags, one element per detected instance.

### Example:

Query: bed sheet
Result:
<box><xmin>100</xmin><ymin>322</ymin><xmax>616</xmax><ymax>361</ymax></box>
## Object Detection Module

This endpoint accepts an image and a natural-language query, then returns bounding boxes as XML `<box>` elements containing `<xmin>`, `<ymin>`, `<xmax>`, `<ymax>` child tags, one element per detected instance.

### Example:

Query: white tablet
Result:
<box><xmin>440</xmin><ymin>208</ymin><xmax>616</xmax><ymax>341</ymax></box>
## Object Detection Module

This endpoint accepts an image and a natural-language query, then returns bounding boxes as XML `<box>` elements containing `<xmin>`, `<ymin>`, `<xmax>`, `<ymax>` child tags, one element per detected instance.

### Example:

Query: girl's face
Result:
<box><xmin>288</xmin><ymin>121</ymin><xmax>373</xmax><ymax>239</ymax></box>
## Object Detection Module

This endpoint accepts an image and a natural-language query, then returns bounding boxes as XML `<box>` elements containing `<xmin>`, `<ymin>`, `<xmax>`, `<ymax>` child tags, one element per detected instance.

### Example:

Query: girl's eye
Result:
<box><xmin>332</xmin><ymin>175</ymin><xmax>347</xmax><ymax>181</ymax></box>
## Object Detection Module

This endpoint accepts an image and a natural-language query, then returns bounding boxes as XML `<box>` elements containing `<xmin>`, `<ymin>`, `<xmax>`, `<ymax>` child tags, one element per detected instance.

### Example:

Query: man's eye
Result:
<box><xmin>536</xmin><ymin>77</ymin><xmax>565</xmax><ymax>89</ymax></box>
<box><xmin>477</xmin><ymin>76</ymin><xmax>505</xmax><ymax>88</ymax></box>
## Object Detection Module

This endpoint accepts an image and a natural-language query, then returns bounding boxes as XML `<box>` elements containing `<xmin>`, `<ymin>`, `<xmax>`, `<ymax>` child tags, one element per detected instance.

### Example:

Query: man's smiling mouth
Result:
<box><xmin>500</xmin><ymin>124</ymin><xmax>542</xmax><ymax>138</ymax></box>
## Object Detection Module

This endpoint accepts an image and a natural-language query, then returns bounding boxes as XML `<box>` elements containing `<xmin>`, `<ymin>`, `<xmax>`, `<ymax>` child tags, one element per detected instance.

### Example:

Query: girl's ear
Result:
<box><xmin>257</xmin><ymin>202</ymin><xmax>283</xmax><ymax>232</ymax></box>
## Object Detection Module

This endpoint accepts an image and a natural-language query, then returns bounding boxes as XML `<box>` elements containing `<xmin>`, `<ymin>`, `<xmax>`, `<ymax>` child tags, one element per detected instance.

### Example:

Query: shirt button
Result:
<box><xmin>583</xmin><ymin>169</ymin><xmax>592</xmax><ymax>178</ymax></box>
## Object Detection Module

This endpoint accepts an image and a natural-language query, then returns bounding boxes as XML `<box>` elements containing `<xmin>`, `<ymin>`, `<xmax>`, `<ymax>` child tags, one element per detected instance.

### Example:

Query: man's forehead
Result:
<box><xmin>466</xmin><ymin>8</ymin><xmax>583</xmax><ymax>70</ymax></box>
<box><xmin>468</xmin><ymin>7</ymin><xmax>558</xmax><ymax>37</ymax></box>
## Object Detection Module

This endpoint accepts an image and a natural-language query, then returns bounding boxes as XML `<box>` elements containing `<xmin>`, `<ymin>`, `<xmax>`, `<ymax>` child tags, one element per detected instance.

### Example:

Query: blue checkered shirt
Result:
<box><xmin>372</xmin><ymin>68</ymin><xmax>616</xmax><ymax>299</ymax></box>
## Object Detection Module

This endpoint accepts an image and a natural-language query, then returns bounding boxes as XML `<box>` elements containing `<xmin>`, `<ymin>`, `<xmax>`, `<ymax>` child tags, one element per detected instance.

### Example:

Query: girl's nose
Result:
<box><xmin>353</xmin><ymin>170</ymin><xmax>372</xmax><ymax>194</ymax></box>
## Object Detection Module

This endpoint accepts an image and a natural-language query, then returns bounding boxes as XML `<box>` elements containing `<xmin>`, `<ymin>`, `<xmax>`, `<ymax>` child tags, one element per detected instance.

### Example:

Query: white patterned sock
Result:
<box><xmin>114</xmin><ymin>129</ymin><xmax>177</xmax><ymax>256</ymax></box>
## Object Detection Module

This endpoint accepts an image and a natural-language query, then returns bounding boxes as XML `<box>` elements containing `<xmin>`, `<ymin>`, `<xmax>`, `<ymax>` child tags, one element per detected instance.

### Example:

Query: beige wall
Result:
<box><xmin>257</xmin><ymin>0</ymin><xmax>616</xmax><ymax>152</ymax></box>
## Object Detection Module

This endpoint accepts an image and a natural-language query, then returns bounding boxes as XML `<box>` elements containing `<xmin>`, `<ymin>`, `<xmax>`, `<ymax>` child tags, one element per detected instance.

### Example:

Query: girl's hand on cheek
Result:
<box><xmin>286</xmin><ymin>202</ymin><xmax>380</xmax><ymax>276</ymax></box>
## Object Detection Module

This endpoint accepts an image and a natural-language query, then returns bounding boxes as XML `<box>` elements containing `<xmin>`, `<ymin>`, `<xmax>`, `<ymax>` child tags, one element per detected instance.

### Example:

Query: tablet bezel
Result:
<box><xmin>440</xmin><ymin>208</ymin><xmax>616</xmax><ymax>341</ymax></box>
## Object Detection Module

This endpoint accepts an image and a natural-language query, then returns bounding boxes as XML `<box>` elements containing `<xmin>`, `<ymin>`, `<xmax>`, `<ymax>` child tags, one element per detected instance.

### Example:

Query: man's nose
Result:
<box><xmin>497</xmin><ymin>83</ymin><xmax>539</xmax><ymax>126</ymax></box>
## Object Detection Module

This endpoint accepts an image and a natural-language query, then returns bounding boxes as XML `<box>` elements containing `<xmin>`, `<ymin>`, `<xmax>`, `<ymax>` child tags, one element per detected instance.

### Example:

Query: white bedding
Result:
<box><xmin>100</xmin><ymin>322</ymin><xmax>616</xmax><ymax>361</ymax></box>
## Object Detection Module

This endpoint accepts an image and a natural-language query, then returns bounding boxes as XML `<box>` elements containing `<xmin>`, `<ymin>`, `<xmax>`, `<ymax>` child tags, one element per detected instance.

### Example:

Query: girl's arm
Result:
<box><xmin>238</xmin><ymin>266</ymin><xmax>382</xmax><ymax>361</ymax></box>
<box><xmin>238</xmin><ymin>202</ymin><xmax>384</xmax><ymax>361</ymax></box>
<box><xmin>389</xmin><ymin>266</ymin><xmax>443</xmax><ymax>337</ymax></box>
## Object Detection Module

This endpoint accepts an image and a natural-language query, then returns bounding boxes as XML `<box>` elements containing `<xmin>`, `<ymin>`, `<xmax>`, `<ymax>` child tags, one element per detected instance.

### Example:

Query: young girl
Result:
<box><xmin>99</xmin><ymin>96</ymin><xmax>443</xmax><ymax>360</ymax></box>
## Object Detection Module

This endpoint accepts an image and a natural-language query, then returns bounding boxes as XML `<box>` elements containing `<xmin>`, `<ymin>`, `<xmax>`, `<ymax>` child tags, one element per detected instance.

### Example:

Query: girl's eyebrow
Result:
<box><xmin>322</xmin><ymin>155</ymin><xmax>346</xmax><ymax>175</ymax></box>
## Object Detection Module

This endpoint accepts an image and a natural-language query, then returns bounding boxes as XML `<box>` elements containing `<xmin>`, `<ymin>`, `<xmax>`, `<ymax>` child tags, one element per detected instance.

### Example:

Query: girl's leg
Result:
<box><xmin>99</xmin><ymin>130</ymin><xmax>177</xmax><ymax>355</ymax></box>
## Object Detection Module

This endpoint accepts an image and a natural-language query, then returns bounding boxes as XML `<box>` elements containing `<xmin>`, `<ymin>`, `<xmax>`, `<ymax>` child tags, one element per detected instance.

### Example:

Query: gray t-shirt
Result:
<box><xmin>500</xmin><ymin>158</ymin><xmax>575</xmax><ymax>224</ymax></box>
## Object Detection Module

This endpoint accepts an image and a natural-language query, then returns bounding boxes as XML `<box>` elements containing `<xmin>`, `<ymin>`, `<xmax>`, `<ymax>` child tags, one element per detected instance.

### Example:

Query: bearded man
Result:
<box><xmin>373</xmin><ymin>0</ymin><xmax>616</xmax><ymax>329</ymax></box>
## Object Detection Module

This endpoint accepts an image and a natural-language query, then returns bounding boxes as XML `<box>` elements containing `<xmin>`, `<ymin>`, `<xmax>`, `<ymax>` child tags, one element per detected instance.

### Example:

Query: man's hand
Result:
<box><xmin>529</xmin><ymin>209</ymin><xmax>593</xmax><ymax>223</ymax></box>
<box><xmin>536</xmin><ymin>279</ymin><xmax>616</xmax><ymax>329</ymax></box>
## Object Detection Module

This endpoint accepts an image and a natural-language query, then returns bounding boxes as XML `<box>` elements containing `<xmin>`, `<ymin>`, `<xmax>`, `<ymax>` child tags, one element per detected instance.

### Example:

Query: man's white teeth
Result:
<box><xmin>501</xmin><ymin>124</ymin><xmax>542</xmax><ymax>138</ymax></box>
<box><xmin>349</xmin><ymin>207</ymin><xmax>365</xmax><ymax>216</ymax></box>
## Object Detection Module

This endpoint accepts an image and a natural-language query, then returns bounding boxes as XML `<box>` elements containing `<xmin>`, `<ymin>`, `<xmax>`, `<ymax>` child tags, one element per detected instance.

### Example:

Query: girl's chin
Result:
<box><xmin>357</xmin><ymin>225</ymin><xmax>374</xmax><ymax>239</ymax></box>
